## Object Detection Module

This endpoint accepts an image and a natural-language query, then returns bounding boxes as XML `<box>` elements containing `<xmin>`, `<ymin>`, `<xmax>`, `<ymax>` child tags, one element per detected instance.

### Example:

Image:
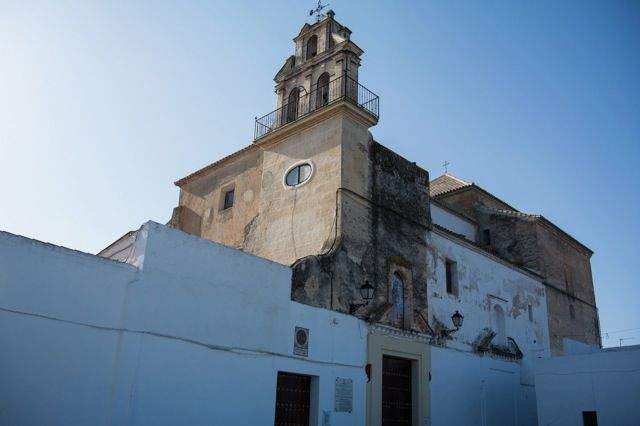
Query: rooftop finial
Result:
<box><xmin>309</xmin><ymin>0</ymin><xmax>329</xmax><ymax>22</ymax></box>
<box><xmin>442</xmin><ymin>160</ymin><xmax>451</xmax><ymax>174</ymax></box>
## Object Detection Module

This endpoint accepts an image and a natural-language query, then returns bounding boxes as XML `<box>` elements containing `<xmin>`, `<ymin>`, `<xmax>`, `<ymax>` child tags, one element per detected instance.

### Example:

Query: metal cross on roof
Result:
<box><xmin>442</xmin><ymin>160</ymin><xmax>451</xmax><ymax>174</ymax></box>
<box><xmin>309</xmin><ymin>0</ymin><xmax>329</xmax><ymax>22</ymax></box>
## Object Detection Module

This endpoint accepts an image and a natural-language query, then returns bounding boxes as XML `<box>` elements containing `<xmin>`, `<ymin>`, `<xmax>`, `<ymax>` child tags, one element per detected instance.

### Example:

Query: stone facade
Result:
<box><xmin>292</xmin><ymin>141</ymin><xmax>431</xmax><ymax>331</ymax></box>
<box><xmin>170</xmin><ymin>13</ymin><xmax>433</xmax><ymax>332</ymax></box>
<box><xmin>170</xmin><ymin>12</ymin><xmax>598</xmax><ymax>354</ymax></box>
<box><xmin>172</xmin><ymin>109</ymin><xmax>346</xmax><ymax>267</ymax></box>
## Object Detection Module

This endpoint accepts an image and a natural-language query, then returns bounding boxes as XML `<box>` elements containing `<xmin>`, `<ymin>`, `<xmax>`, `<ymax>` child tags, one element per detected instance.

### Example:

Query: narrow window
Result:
<box><xmin>445</xmin><ymin>259</ymin><xmax>456</xmax><ymax>295</ymax></box>
<box><xmin>306</xmin><ymin>35</ymin><xmax>318</xmax><ymax>59</ymax></box>
<box><xmin>390</xmin><ymin>272</ymin><xmax>405</xmax><ymax>328</ymax></box>
<box><xmin>222</xmin><ymin>189</ymin><xmax>234</xmax><ymax>210</ymax></box>
<box><xmin>285</xmin><ymin>163</ymin><xmax>313</xmax><ymax>187</ymax></box>
<box><xmin>569</xmin><ymin>304</ymin><xmax>575</xmax><ymax>319</ymax></box>
<box><xmin>564</xmin><ymin>267</ymin><xmax>573</xmax><ymax>295</ymax></box>
<box><xmin>582</xmin><ymin>411</ymin><xmax>598</xmax><ymax>426</ymax></box>
<box><xmin>528</xmin><ymin>304</ymin><xmax>533</xmax><ymax>322</ymax></box>
<box><xmin>492</xmin><ymin>304</ymin><xmax>506</xmax><ymax>345</ymax></box>
<box><xmin>482</xmin><ymin>229</ymin><xmax>491</xmax><ymax>246</ymax></box>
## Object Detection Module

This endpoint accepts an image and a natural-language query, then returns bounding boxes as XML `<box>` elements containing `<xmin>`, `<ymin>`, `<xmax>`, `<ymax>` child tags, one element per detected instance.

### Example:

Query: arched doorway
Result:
<box><xmin>316</xmin><ymin>72</ymin><xmax>330</xmax><ymax>109</ymax></box>
<box><xmin>286</xmin><ymin>88</ymin><xmax>299</xmax><ymax>123</ymax></box>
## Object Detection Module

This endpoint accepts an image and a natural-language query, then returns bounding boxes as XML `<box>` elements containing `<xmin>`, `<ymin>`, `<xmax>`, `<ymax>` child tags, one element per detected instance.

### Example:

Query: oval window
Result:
<box><xmin>285</xmin><ymin>163</ymin><xmax>312</xmax><ymax>187</ymax></box>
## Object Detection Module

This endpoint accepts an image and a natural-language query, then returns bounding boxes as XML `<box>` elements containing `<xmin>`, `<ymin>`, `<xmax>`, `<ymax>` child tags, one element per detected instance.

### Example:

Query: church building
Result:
<box><xmin>0</xmin><ymin>10</ymin><xmax>602</xmax><ymax>426</ymax></box>
<box><xmin>165</xmin><ymin>10</ymin><xmax>599</xmax><ymax>425</ymax></box>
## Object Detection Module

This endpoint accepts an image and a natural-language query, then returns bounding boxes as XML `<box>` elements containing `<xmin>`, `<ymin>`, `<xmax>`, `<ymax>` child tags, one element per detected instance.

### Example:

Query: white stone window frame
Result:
<box><xmin>282</xmin><ymin>160</ymin><xmax>315</xmax><ymax>190</ymax></box>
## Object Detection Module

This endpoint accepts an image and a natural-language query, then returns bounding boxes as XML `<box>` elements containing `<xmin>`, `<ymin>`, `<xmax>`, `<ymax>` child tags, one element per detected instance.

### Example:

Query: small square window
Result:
<box><xmin>445</xmin><ymin>259</ymin><xmax>457</xmax><ymax>295</ymax></box>
<box><xmin>223</xmin><ymin>189</ymin><xmax>235</xmax><ymax>210</ymax></box>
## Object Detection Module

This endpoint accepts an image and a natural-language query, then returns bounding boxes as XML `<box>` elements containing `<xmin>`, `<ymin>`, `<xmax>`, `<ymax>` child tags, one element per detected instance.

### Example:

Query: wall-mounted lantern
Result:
<box><xmin>349</xmin><ymin>281</ymin><xmax>374</xmax><ymax>314</ymax></box>
<box><xmin>441</xmin><ymin>310</ymin><xmax>464</xmax><ymax>338</ymax></box>
<box><xmin>451</xmin><ymin>310</ymin><xmax>464</xmax><ymax>329</ymax></box>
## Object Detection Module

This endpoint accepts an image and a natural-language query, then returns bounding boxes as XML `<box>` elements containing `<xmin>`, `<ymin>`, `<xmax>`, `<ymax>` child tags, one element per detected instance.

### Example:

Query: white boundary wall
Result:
<box><xmin>430</xmin><ymin>346</ymin><xmax>539</xmax><ymax>426</ymax></box>
<box><xmin>0</xmin><ymin>222</ymin><xmax>368</xmax><ymax>426</ymax></box>
<box><xmin>535</xmin><ymin>344</ymin><xmax>640</xmax><ymax>426</ymax></box>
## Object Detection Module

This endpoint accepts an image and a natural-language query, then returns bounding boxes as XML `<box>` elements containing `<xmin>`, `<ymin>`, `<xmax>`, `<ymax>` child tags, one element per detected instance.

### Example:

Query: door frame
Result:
<box><xmin>367</xmin><ymin>329</ymin><xmax>431</xmax><ymax>425</ymax></box>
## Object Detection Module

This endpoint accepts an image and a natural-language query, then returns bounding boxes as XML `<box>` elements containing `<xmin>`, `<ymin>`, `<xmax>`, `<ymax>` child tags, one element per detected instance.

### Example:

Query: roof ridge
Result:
<box><xmin>443</xmin><ymin>173</ymin><xmax>472</xmax><ymax>186</ymax></box>
<box><xmin>476</xmin><ymin>205</ymin><xmax>539</xmax><ymax>219</ymax></box>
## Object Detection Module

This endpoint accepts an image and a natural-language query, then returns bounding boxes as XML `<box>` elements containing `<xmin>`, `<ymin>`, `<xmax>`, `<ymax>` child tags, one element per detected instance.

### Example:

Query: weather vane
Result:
<box><xmin>309</xmin><ymin>0</ymin><xmax>329</xmax><ymax>22</ymax></box>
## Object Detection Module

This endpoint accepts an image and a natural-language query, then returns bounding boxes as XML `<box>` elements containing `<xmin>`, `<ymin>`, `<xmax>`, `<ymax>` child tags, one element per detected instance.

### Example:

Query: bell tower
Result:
<box><xmin>273</xmin><ymin>11</ymin><xmax>364</xmax><ymax>112</ymax></box>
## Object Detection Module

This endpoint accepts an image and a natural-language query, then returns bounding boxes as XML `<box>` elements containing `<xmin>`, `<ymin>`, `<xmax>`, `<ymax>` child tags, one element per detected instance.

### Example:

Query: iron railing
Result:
<box><xmin>254</xmin><ymin>73</ymin><xmax>379</xmax><ymax>140</ymax></box>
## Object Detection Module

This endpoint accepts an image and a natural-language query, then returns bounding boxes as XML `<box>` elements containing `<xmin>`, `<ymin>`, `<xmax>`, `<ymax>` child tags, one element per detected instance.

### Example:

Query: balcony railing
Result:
<box><xmin>254</xmin><ymin>73</ymin><xmax>379</xmax><ymax>140</ymax></box>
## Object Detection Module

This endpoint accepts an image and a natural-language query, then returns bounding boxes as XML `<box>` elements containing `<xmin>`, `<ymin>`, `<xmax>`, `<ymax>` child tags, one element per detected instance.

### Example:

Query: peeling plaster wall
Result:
<box><xmin>0</xmin><ymin>223</ymin><xmax>368</xmax><ymax>426</ymax></box>
<box><xmin>475</xmin><ymin>210</ymin><xmax>600</xmax><ymax>354</ymax></box>
<box><xmin>437</xmin><ymin>188</ymin><xmax>600</xmax><ymax>355</ymax></box>
<box><xmin>426</xmin><ymin>231</ymin><xmax>550</xmax><ymax>382</ymax></box>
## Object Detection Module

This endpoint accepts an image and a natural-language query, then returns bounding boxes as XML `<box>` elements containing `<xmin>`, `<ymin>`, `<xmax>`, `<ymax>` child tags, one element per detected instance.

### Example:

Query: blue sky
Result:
<box><xmin>1</xmin><ymin>1</ymin><xmax>638</xmax><ymax>347</ymax></box>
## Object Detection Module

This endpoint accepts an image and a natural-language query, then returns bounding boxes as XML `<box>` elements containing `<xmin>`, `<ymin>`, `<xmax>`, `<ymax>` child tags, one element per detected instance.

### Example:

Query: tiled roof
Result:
<box><xmin>475</xmin><ymin>205</ymin><xmax>540</xmax><ymax>221</ymax></box>
<box><xmin>429</xmin><ymin>174</ymin><xmax>472</xmax><ymax>197</ymax></box>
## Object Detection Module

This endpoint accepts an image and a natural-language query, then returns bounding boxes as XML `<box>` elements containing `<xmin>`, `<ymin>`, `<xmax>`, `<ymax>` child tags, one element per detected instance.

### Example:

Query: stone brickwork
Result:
<box><xmin>292</xmin><ymin>141</ymin><xmax>431</xmax><ymax>332</ymax></box>
<box><xmin>536</xmin><ymin>222</ymin><xmax>599</xmax><ymax>353</ymax></box>
<box><xmin>475</xmin><ymin>208</ymin><xmax>540</xmax><ymax>272</ymax></box>
<box><xmin>434</xmin><ymin>187</ymin><xmax>513</xmax><ymax>222</ymax></box>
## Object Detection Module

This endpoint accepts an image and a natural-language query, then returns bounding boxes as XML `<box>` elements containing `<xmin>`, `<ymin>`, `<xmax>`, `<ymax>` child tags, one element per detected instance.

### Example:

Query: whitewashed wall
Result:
<box><xmin>535</xmin><ymin>345</ymin><xmax>640</xmax><ymax>426</ymax></box>
<box><xmin>430</xmin><ymin>203</ymin><xmax>477</xmax><ymax>241</ymax></box>
<box><xmin>431</xmin><ymin>346</ymin><xmax>539</xmax><ymax>426</ymax></box>
<box><xmin>427</xmin><ymin>230</ymin><xmax>550</xmax><ymax>426</ymax></box>
<box><xmin>0</xmin><ymin>222</ymin><xmax>368</xmax><ymax>426</ymax></box>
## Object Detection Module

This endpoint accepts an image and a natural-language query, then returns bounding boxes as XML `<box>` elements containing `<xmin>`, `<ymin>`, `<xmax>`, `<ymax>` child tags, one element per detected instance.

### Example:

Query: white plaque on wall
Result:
<box><xmin>334</xmin><ymin>377</ymin><xmax>353</xmax><ymax>413</ymax></box>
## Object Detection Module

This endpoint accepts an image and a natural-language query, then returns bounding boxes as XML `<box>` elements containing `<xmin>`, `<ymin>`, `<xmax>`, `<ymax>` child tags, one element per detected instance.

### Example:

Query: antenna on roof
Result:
<box><xmin>442</xmin><ymin>160</ymin><xmax>451</xmax><ymax>174</ymax></box>
<box><xmin>309</xmin><ymin>0</ymin><xmax>329</xmax><ymax>22</ymax></box>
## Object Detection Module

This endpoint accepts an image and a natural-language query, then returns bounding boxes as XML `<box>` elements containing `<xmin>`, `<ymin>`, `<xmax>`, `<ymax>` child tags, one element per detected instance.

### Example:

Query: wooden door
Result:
<box><xmin>274</xmin><ymin>372</ymin><xmax>311</xmax><ymax>426</ymax></box>
<box><xmin>382</xmin><ymin>356</ymin><xmax>413</xmax><ymax>425</ymax></box>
